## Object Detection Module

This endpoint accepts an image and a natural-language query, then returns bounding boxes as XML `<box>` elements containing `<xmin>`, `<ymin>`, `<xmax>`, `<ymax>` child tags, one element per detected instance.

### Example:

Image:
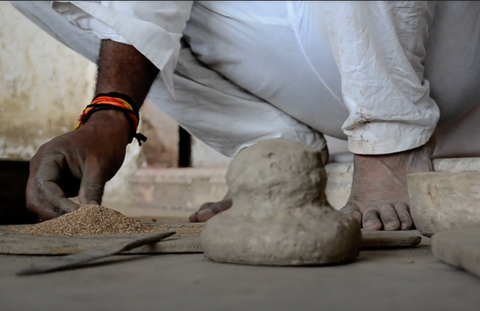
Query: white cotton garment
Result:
<box><xmin>53</xmin><ymin>1</ymin><xmax>194</xmax><ymax>98</ymax></box>
<box><xmin>48</xmin><ymin>0</ymin><xmax>333</xmax><ymax>157</ymax></box>
<box><xmin>320</xmin><ymin>2</ymin><xmax>440</xmax><ymax>154</ymax></box>
<box><xmin>11</xmin><ymin>1</ymin><xmax>480</xmax><ymax>157</ymax></box>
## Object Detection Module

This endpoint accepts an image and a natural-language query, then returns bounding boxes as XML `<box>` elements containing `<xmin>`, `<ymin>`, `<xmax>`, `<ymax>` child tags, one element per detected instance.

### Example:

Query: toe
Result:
<box><xmin>195</xmin><ymin>208</ymin><xmax>216</xmax><ymax>222</ymax></box>
<box><xmin>379</xmin><ymin>204</ymin><xmax>401</xmax><ymax>231</ymax></box>
<box><xmin>189</xmin><ymin>213</ymin><xmax>196</xmax><ymax>222</ymax></box>
<box><xmin>215</xmin><ymin>199</ymin><xmax>233</xmax><ymax>213</ymax></box>
<box><xmin>190</xmin><ymin>199</ymin><xmax>233</xmax><ymax>223</ymax></box>
<box><xmin>339</xmin><ymin>203</ymin><xmax>362</xmax><ymax>224</ymax></box>
<box><xmin>189</xmin><ymin>213</ymin><xmax>200</xmax><ymax>222</ymax></box>
<box><xmin>362</xmin><ymin>206</ymin><xmax>382</xmax><ymax>230</ymax></box>
<box><xmin>394</xmin><ymin>202</ymin><xmax>413</xmax><ymax>230</ymax></box>
<box><xmin>189</xmin><ymin>202</ymin><xmax>214</xmax><ymax>222</ymax></box>
<box><xmin>189</xmin><ymin>198</ymin><xmax>233</xmax><ymax>223</ymax></box>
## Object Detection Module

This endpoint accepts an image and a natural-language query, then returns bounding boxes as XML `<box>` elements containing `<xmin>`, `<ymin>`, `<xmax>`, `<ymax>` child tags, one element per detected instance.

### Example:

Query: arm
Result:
<box><xmin>26</xmin><ymin>40</ymin><xmax>159</xmax><ymax>219</ymax></box>
<box><xmin>95</xmin><ymin>39</ymin><xmax>159</xmax><ymax>108</ymax></box>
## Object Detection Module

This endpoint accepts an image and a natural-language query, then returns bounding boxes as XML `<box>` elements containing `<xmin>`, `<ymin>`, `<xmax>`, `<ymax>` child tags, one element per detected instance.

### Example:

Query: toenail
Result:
<box><xmin>385</xmin><ymin>222</ymin><xmax>398</xmax><ymax>229</ymax></box>
<box><xmin>197</xmin><ymin>210</ymin><xmax>210</xmax><ymax>217</ymax></box>
<box><xmin>364</xmin><ymin>221</ymin><xmax>379</xmax><ymax>229</ymax></box>
<box><xmin>401</xmin><ymin>223</ymin><xmax>409</xmax><ymax>230</ymax></box>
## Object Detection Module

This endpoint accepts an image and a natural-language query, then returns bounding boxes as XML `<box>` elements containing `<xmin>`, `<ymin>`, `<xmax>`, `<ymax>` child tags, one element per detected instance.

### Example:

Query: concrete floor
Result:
<box><xmin>1</xmin><ymin>240</ymin><xmax>480</xmax><ymax>311</ymax></box>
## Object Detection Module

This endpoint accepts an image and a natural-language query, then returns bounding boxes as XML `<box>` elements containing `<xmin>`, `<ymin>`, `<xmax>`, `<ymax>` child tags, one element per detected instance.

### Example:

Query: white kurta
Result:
<box><xmin>10</xmin><ymin>1</ymin><xmax>480</xmax><ymax>158</ymax></box>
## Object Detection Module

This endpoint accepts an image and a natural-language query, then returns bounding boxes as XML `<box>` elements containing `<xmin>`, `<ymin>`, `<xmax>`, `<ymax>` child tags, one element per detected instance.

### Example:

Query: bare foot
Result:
<box><xmin>189</xmin><ymin>145</ymin><xmax>330</xmax><ymax>222</ymax></box>
<box><xmin>340</xmin><ymin>139</ymin><xmax>435</xmax><ymax>230</ymax></box>
<box><xmin>189</xmin><ymin>191</ymin><xmax>232</xmax><ymax>222</ymax></box>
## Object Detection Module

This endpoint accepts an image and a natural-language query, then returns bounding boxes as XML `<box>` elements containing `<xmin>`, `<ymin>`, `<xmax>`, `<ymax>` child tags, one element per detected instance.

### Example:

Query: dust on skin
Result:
<box><xmin>339</xmin><ymin>139</ymin><xmax>434</xmax><ymax>230</ymax></box>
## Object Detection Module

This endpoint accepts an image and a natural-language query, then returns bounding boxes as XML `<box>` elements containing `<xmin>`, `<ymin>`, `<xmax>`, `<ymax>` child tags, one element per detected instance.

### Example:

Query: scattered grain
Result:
<box><xmin>155</xmin><ymin>223</ymin><xmax>204</xmax><ymax>236</ymax></box>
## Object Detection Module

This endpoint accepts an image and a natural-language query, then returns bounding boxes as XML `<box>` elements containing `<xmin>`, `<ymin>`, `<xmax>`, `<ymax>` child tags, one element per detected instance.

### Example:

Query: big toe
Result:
<box><xmin>339</xmin><ymin>203</ymin><xmax>362</xmax><ymax>224</ymax></box>
<box><xmin>189</xmin><ymin>202</ymin><xmax>223</xmax><ymax>223</ymax></box>
<box><xmin>190</xmin><ymin>209</ymin><xmax>216</xmax><ymax>222</ymax></box>
<box><xmin>189</xmin><ymin>199</ymin><xmax>233</xmax><ymax>223</ymax></box>
<box><xmin>189</xmin><ymin>202</ymin><xmax>213</xmax><ymax>222</ymax></box>
<box><xmin>362</xmin><ymin>207</ymin><xmax>383</xmax><ymax>230</ymax></box>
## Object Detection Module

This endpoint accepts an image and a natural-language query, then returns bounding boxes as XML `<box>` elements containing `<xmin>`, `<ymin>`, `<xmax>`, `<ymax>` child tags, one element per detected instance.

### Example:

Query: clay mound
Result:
<box><xmin>201</xmin><ymin>138</ymin><xmax>361</xmax><ymax>266</ymax></box>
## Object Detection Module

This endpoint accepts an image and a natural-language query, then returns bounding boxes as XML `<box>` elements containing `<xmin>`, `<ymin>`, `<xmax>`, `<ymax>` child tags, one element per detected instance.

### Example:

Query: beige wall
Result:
<box><xmin>0</xmin><ymin>1</ymin><xmax>232</xmax><ymax>210</ymax></box>
<box><xmin>0</xmin><ymin>2</ymin><xmax>96</xmax><ymax>160</ymax></box>
<box><xmin>0</xmin><ymin>2</ymin><xmax>230</xmax><ymax>167</ymax></box>
<box><xmin>0</xmin><ymin>2</ymin><xmax>143</xmax><ymax>204</ymax></box>
<box><xmin>192</xmin><ymin>138</ymin><xmax>231</xmax><ymax>168</ymax></box>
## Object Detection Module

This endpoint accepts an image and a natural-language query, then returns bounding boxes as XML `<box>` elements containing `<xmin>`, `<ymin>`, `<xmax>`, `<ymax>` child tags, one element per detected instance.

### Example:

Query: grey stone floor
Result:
<box><xmin>1</xmin><ymin>240</ymin><xmax>480</xmax><ymax>311</ymax></box>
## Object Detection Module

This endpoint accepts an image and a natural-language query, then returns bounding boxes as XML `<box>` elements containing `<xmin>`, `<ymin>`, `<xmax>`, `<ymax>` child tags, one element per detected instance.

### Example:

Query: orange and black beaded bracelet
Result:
<box><xmin>75</xmin><ymin>92</ymin><xmax>147</xmax><ymax>145</ymax></box>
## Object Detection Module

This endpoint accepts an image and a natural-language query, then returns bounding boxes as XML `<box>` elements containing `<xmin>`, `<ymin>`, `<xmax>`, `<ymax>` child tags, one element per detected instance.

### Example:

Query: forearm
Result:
<box><xmin>95</xmin><ymin>39</ymin><xmax>159</xmax><ymax>109</ymax></box>
<box><xmin>82</xmin><ymin>39</ymin><xmax>159</xmax><ymax>144</ymax></box>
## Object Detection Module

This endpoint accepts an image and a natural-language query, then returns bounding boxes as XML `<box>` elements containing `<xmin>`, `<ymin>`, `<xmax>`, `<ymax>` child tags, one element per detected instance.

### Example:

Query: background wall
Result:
<box><xmin>0</xmin><ymin>2</ymin><xmax>95</xmax><ymax>160</ymax></box>
<box><xmin>0</xmin><ymin>2</ymin><xmax>233</xmax><ymax>208</ymax></box>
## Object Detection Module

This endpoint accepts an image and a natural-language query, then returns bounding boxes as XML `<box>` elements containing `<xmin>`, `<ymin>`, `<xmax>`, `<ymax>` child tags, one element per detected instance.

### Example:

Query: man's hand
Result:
<box><xmin>26</xmin><ymin>39</ymin><xmax>159</xmax><ymax>220</ymax></box>
<box><xmin>26</xmin><ymin>110</ymin><xmax>130</xmax><ymax>220</ymax></box>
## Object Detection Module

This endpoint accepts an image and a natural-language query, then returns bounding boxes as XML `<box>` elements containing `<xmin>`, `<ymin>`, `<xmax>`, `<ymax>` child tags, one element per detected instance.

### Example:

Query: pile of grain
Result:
<box><xmin>12</xmin><ymin>205</ymin><xmax>155</xmax><ymax>236</ymax></box>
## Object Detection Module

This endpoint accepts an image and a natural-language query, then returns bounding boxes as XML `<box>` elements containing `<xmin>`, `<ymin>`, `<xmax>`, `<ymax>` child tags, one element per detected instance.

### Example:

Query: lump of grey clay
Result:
<box><xmin>200</xmin><ymin>138</ymin><xmax>361</xmax><ymax>266</ymax></box>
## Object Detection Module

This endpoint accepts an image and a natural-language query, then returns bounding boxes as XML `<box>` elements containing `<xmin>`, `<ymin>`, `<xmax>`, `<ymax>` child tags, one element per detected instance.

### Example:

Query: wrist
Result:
<box><xmin>81</xmin><ymin>110</ymin><xmax>131</xmax><ymax>145</ymax></box>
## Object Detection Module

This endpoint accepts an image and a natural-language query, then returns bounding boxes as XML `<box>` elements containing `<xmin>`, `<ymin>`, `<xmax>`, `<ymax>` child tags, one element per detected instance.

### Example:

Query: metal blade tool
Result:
<box><xmin>17</xmin><ymin>231</ymin><xmax>176</xmax><ymax>276</ymax></box>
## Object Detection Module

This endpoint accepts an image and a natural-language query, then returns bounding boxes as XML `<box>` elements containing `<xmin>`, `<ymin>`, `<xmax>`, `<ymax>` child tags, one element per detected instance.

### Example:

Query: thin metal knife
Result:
<box><xmin>17</xmin><ymin>231</ymin><xmax>176</xmax><ymax>276</ymax></box>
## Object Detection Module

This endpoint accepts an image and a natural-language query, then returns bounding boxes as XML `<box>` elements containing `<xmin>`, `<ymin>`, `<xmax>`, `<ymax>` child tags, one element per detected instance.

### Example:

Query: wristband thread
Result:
<box><xmin>74</xmin><ymin>93</ymin><xmax>147</xmax><ymax>146</ymax></box>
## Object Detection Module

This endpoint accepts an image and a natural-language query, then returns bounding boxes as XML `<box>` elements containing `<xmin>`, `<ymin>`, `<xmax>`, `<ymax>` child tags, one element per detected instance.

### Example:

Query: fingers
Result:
<box><xmin>43</xmin><ymin>181</ymin><xmax>79</xmax><ymax>213</ymax></box>
<box><xmin>339</xmin><ymin>203</ymin><xmax>362</xmax><ymax>225</ymax></box>
<box><xmin>362</xmin><ymin>206</ymin><xmax>382</xmax><ymax>230</ymax></box>
<box><xmin>189</xmin><ymin>199</ymin><xmax>233</xmax><ymax>223</ymax></box>
<box><xmin>394</xmin><ymin>202</ymin><xmax>413</xmax><ymax>230</ymax></box>
<box><xmin>26</xmin><ymin>183</ymin><xmax>60</xmax><ymax>221</ymax></box>
<box><xmin>26</xmin><ymin>155</ymin><xmax>78</xmax><ymax>220</ymax></box>
<box><xmin>26</xmin><ymin>179</ymin><xmax>78</xmax><ymax>220</ymax></box>
<box><xmin>379</xmin><ymin>204</ymin><xmax>400</xmax><ymax>231</ymax></box>
<box><xmin>79</xmin><ymin>163</ymin><xmax>106</xmax><ymax>205</ymax></box>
